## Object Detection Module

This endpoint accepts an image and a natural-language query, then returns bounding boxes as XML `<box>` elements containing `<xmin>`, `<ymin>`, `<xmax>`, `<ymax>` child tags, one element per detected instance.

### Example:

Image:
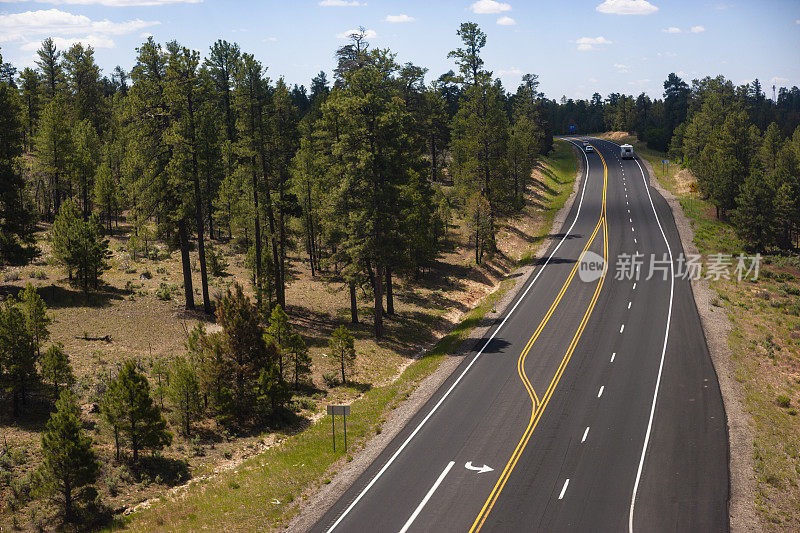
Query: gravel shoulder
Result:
<box><xmin>287</xmin><ymin>146</ymin><xmax>586</xmax><ymax>532</ymax></box>
<box><xmin>643</xmin><ymin>156</ymin><xmax>759</xmax><ymax>532</ymax></box>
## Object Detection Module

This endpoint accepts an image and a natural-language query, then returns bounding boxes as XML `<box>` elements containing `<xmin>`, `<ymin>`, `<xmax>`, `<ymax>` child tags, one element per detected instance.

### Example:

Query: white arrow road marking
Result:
<box><xmin>465</xmin><ymin>462</ymin><xmax>494</xmax><ymax>474</ymax></box>
<box><xmin>399</xmin><ymin>461</ymin><xmax>455</xmax><ymax>533</ymax></box>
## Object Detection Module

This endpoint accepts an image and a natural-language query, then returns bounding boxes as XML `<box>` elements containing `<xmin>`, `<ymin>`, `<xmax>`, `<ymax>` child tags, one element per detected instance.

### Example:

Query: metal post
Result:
<box><xmin>332</xmin><ymin>413</ymin><xmax>335</xmax><ymax>452</ymax></box>
<box><xmin>343</xmin><ymin>413</ymin><xmax>347</xmax><ymax>451</ymax></box>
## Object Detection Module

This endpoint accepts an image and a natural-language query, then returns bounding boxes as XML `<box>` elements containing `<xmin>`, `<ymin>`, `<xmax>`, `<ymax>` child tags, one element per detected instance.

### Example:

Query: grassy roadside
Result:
<box><xmin>517</xmin><ymin>141</ymin><xmax>580</xmax><ymax>265</ymax></box>
<box><xmin>116</xmin><ymin>141</ymin><xmax>580</xmax><ymax>532</ymax></box>
<box><xmin>607</xmin><ymin>132</ymin><xmax>800</xmax><ymax>529</ymax></box>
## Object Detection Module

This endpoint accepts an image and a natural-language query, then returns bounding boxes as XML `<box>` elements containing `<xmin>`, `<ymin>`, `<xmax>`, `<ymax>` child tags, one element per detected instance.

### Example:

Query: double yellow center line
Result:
<box><xmin>470</xmin><ymin>142</ymin><xmax>609</xmax><ymax>532</ymax></box>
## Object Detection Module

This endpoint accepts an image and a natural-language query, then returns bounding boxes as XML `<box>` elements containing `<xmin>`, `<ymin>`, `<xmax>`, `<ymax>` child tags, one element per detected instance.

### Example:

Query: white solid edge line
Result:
<box><xmin>323</xmin><ymin>140</ymin><xmax>595</xmax><ymax>532</ymax></box>
<box><xmin>582</xmin><ymin>426</ymin><xmax>590</xmax><ymax>443</ymax></box>
<box><xmin>558</xmin><ymin>479</ymin><xmax>570</xmax><ymax>500</ymax></box>
<box><xmin>399</xmin><ymin>461</ymin><xmax>455</xmax><ymax>533</ymax></box>
<box><xmin>598</xmin><ymin>386</ymin><xmax>604</xmax><ymax>398</ymax></box>
<box><xmin>623</xmin><ymin>145</ymin><xmax>675</xmax><ymax>533</ymax></box>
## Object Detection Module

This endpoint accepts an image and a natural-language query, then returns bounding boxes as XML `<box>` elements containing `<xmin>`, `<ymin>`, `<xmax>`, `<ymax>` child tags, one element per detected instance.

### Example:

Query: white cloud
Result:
<box><xmin>384</xmin><ymin>14</ymin><xmax>415</xmax><ymax>23</ymax></box>
<box><xmin>574</xmin><ymin>36</ymin><xmax>613</xmax><ymax>51</ymax></box>
<box><xmin>19</xmin><ymin>34</ymin><xmax>115</xmax><ymax>50</ymax></box>
<box><xmin>0</xmin><ymin>9</ymin><xmax>159</xmax><ymax>43</ymax></box>
<box><xmin>471</xmin><ymin>0</ymin><xmax>511</xmax><ymax>14</ymax></box>
<box><xmin>796</xmin><ymin>19</ymin><xmax>800</xmax><ymax>24</ymax></box>
<box><xmin>0</xmin><ymin>0</ymin><xmax>198</xmax><ymax>4</ymax></box>
<box><xmin>663</xmin><ymin>25</ymin><xmax>705</xmax><ymax>34</ymax></box>
<box><xmin>498</xmin><ymin>67</ymin><xmax>522</xmax><ymax>75</ymax></box>
<box><xmin>588</xmin><ymin>77</ymin><xmax>598</xmax><ymax>83</ymax></box>
<box><xmin>596</xmin><ymin>0</ymin><xmax>658</xmax><ymax>15</ymax></box>
<box><xmin>336</xmin><ymin>28</ymin><xmax>377</xmax><ymax>39</ymax></box>
<box><xmin>140</xmin><ymin>32</ymin><xmax>152</xmax><ymax>38</ymax></box>
<box><xmin>319</xmin><ymin>0</ymin><xmax>362</xmax><ymax>5</ymax></box>
<box><xmin>770</xmin><ymin>76</ymin><xmax>789</xmax><ymax>84</ymax></box>
<box><xmin>614</xmin><ymin>63</ymin><xmax>630</xmax><ymax>73</ymax></box>
<box><xmin>262</xmin><ymin>37</ymin><xmax>277</xmax><ymax>42</ymax></box>
<box><xmin>497</xmin><ymin>16</ymin><xmax>516</xmax><ymax>25</ymax></box>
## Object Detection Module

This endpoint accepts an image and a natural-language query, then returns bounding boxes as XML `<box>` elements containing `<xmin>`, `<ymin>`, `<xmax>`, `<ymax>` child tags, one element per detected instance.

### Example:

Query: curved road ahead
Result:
<box><xmin>309</xmin><ymin>138</ymin><xmax>729</xmax><ymax>533</ymax></box>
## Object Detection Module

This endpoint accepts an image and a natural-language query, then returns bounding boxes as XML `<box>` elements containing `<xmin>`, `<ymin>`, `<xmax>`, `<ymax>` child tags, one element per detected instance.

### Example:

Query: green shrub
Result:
<box><xmin>322</xmin><ymin>372</ymin><xmax>340</xmax><ymax>388</ymax></box>
<box><xmin>777</xmin><ymin>395</ymin><xmax>791</xmax><ymax>408</ymax></box>
<box><xmin>156</xmin><ymin>282</ymin><xmax>173</xmax><ymax>300</ymax></box>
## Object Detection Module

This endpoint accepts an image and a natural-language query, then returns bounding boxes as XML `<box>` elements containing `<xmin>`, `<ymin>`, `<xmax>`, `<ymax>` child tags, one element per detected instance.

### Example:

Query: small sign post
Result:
<box><xmin>327</xmin><ymin>405</ymin><xmax>351</xmax><ymax>452</ymax></box>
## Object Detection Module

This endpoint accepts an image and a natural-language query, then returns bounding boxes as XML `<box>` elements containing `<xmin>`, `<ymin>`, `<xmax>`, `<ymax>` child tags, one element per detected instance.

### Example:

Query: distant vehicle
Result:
<box><xmin>582</xmin><ymin>140</ymin><xmax>589</xmax><ymax>146</ymax></box>
<box><xmin>585</xmin><ymin>144</ymin><xmax>594</xmax><ymax>152</ymax></box>
<box><xmin>620</xmin><ymin>144</ymin><xmax>634</xmax><ymax>159</ymax></box>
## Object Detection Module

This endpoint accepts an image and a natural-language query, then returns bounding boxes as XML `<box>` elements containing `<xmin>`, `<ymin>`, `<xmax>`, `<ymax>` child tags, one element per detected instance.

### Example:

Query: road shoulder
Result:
<box><xmin>642</xmin><ymin>157</ymin><xmax>759</xmax><ymax>533</ymax></box>
<box><xmin>287</xmin><ymin>144</ymin><xmax>587</xmax><ymax>532</ymax></box>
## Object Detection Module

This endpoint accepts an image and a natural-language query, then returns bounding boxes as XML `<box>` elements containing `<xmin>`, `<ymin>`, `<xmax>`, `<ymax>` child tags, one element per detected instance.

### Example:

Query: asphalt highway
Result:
<box><xmin>309</xmin><ymin>137</ymin><xmax>729</xmax><ymax>533</ymax></box>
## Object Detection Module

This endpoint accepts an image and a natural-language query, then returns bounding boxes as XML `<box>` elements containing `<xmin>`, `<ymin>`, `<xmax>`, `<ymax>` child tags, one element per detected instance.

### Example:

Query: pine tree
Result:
<box><xmin>0</xmin><ymin>67</ymin><xmax>37</xmax><ymax>264</ymax></box>
<box><xmin>62</xmin><ymin>43</ymin><xmax>103</xmax><ymax>129</ymax></box>
<box><xmin>36</xmin><ymin>38</ymin><xmax>64</xmax><ymax>101</ymax></box>
<box><xmin>167</xmin><ymin>356</ymin><xmax>202</xmax><ymax>436</ymax></box>
<box><xmin>51</xmin><ymin>199</ymin><xmax>110</xmax><ymax>288</ymax></box>
<box><xmin>71</xmin><ymin>119</ymin><xmax>100</xmax><ymax>219</ymax></box>
<box><xmin>0</xmin><ymin>295</ymin><xmax>36</xmax><ymax>417</ymax></box>
<box><xmin>41</xmin><ymin>343</ymin><xmax>75</xmax><ymax>394</ymax></box>
<box><xmin>256</xmin><ymin>364</ymin><xmax>291</xmax><ymax>415</ymax></box>
<box><xmin>447</xmin><ymin>22</ymin><xmax>487</xmax><ymax>86</ymax></box>
<box><xmin>103</xmin><ymin>360</ymin><xmax>172</xmax><ymax>462</ymax></box>
<box><xmin>287</xmin><ymin>332</ymin><xmax>310</xmax><ymax>388</ymax></box>
<box><xmin>217</xmin><ymin>283</ymin><xmax>272</xmax><ymax>419</ymax></box>
<box><xmin>20</xmin><ymin>282</ymin><xmax>50</xmax><ymax>358</ymax></box>
<box><xmin>18</xmin><ymin>67</ymin><xmax>40</xmax><ymax>152</ymax></box>
<box><xmin>733</xmin><ymin>170</ymin><xmax>775</xmax><ymax>252</ymax></box>
<box><xmin>36</xmin><ymin>390</ymin><xmax>99</xmax><ymax>523</ymax></box>
<box><xmin>165</xmin><ymin>43</ymin><xmax>212</xmax><ymax>314</ymax></box>
<box><xmin>34</xmin><ymin>98</ymin><xmax>73</xmax><ymax>216</ymax></box>
<box><xmin>267</xmin><ymin>304</ymin><xmax>291</xmax><ymax>377</ymax></box>
<box><xmin>329</xmin><ymin>325</ymin><xmax>356</xmax><ymax>385</ymax></box>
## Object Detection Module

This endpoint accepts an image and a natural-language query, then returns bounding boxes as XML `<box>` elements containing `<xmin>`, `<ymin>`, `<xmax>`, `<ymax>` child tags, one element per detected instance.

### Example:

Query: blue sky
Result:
<box><xmin>0</xmin><ymin>0</ymin><xmax>798</xmax><ymax>100</ymax></box>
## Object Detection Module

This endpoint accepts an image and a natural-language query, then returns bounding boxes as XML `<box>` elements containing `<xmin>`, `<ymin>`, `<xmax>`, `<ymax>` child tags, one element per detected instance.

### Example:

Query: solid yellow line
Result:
<box><xmin>470</xmin><ymin>142</ymin><xmax>608</xmax><ymax>531</ymax></box>
<box><xmin>471</xmin><ymin>217</ymin><xmax>603</xmax><ymax>532</ymax></box>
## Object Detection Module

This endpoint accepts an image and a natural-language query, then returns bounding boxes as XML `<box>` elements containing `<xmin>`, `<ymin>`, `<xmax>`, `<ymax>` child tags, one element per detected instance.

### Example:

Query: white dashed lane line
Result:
<box><xmin>581</xmin><ymin>427</ymin><xmax>590</xmax><ymax>443</ymax></box>
<box><xmin>598</xmin><ymin>386</ymin><xmax>605</xmax><ymax>398</ymax></box>
<box><xmin>610</xmin><ymin>352</ymin><xmax>616</xmax><ymax>362</ymax></box>
<box><xmin>558</xmin><ymin>479</ymin><xmax>570</xmax><ymax>500</ymax></box>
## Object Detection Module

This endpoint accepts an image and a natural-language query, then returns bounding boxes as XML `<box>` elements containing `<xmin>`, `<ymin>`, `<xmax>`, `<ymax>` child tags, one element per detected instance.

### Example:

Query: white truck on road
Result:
<box><xmin>620</xmin><ymin>144</ymin><xmax>634</xmax><ymax>159</ymax></box>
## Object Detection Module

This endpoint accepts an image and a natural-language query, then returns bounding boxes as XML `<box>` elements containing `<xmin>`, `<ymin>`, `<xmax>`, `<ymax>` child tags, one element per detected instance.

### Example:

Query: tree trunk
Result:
<box><xmin>252</xmin><ymin>157</ymin><xmax>263</xmax><ymax>307</ymax></box>
<box><xmin>193</xmin><ymin>174</ymin><xmax>211</xmax><ymax>314</ymax></box>
<box><xmin>178</xmin><ymin>220</ymin><xmax>195</xmax><ymax>310</ymax></box>
<box><xmin>385</xmin><ymin>267</ymin><xmax>394</xmax><ymax>316</ymax></box>
<box><xmin>374</xmin><ymin>263</ymin><xmax>383</xmax><ymax>338</ymax></box>
<box><xmin>349</xmin><ymin>280</ymin><xmax>358</xmax><ymax>324</ymax></box>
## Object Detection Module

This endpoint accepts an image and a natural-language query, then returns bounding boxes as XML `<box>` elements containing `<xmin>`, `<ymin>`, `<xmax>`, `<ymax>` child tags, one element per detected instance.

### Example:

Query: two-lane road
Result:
<box><xmin>309</xmin><ymin>138</ymin><xmax>728</xmax><ymax>532</ymax></box>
